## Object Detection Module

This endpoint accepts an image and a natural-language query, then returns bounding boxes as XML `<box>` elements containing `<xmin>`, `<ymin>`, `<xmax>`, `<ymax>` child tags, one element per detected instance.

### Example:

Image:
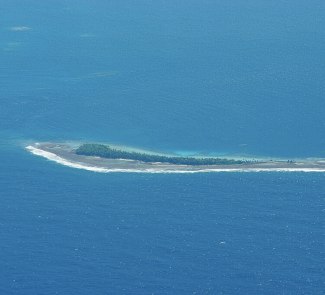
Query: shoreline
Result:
<box><xmin>26</xmin><ymin>142</ymin><xmax>325</xmax><ymax>173</ymax></box>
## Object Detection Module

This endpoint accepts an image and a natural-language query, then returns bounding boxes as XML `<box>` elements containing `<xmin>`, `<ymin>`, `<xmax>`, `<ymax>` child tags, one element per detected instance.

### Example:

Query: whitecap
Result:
<box><xmin>10</xmin><ymin>26</ymin><xmax>31</xmax><ymax>32</ymax></box>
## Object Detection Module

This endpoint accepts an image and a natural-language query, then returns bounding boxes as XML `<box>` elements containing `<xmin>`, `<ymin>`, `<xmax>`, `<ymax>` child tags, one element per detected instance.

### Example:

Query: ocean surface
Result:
<box><xmin>1</xmin><ymin>0</ymin><xmax>324</xmax><ymax>294</ymax></box>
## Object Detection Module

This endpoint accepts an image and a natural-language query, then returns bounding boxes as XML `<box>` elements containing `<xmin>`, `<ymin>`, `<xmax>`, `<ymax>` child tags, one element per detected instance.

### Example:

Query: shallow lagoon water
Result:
<box><xmin>1</xmin><ymin>0</ymin><xmax>325</xmax><ymax>294</ymax></box>
<box><xmin>2</xmin><ymin>0</ymin><xmax>325</xmax><ymax>157</ymax></box>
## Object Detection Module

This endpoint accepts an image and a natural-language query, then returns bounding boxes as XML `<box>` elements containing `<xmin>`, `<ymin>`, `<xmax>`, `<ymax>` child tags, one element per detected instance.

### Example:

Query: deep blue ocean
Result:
<box><xmin>1</xmin><ymin>1</ymin><xmax>324</xmax><ymax>294</ymax></box>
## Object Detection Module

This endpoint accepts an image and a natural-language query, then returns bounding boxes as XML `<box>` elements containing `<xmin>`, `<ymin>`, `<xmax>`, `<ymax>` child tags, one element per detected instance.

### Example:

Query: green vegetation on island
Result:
<box><xmin>75</xmin><ymin>144</ymin><xmax>248</xmax><ymax>166</ymax></box>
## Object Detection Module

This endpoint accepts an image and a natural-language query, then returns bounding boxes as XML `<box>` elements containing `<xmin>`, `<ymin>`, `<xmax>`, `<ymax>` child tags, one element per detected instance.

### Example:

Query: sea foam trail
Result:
<box><xmin>26</xmin><ymin>146</ymin><xmax>325</xmax><ymax>174</ymax></box>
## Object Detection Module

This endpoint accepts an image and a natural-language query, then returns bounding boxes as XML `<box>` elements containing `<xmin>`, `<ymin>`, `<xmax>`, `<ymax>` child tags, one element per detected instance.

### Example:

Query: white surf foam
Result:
<box><xmin>26</xmin><ymin>145</ymin><xmax>325</xmax><ymax>174</ymax></box>
<box><xmin>26</xmin><ymin>146</ymin><xmax>110</xmax><ymax>173</ymax></box>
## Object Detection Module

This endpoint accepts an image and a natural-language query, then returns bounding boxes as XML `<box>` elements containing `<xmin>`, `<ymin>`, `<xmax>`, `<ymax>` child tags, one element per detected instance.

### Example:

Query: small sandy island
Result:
<box><xmin>26</xmin><ymin>142</ymin><xmax>325</xmax><ymax>173</ymax></box>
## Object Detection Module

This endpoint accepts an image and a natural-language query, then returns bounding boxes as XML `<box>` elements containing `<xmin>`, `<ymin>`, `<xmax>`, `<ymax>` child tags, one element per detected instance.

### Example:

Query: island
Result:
<box><xmin>75</xmin><ymin>143</ymin><xmax>248</xmax><ymax>165</ymax></box>
<box><xmin>26</xmin><ymin>142</ymin><xmax>325</xmax><ymax>173</ymax></box>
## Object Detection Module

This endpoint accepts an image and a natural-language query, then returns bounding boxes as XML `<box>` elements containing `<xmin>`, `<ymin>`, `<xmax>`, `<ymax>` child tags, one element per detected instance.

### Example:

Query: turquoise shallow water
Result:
<box><xmin>1</xmin><ymin>0</ymin><xmax>325</xmax><ymax>294</ymax></box>
<box><xmin>1</xmin><ymin>0</ymin><xmax>325</xmax><ymax>157</ymax></box>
